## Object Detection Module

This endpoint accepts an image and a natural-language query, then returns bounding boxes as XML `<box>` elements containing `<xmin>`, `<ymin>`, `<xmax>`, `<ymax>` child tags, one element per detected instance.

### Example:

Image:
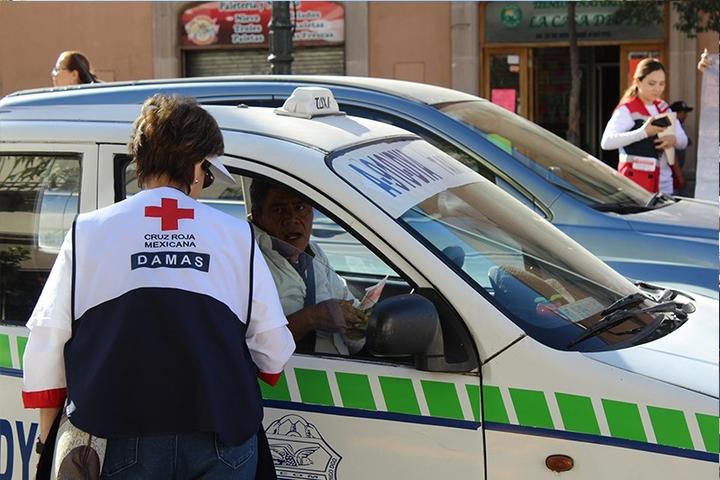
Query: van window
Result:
<box><xmin>0</xmin><ymin>154</ymin><xmax>81</xmax><ymax>325</ymax></box>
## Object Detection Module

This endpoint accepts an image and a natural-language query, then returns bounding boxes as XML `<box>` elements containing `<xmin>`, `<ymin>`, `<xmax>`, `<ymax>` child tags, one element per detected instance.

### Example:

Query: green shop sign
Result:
<box><xmin>486</xmin><ymin>1</ymin><xmax>664</xmax><ymax>43</ymax></box>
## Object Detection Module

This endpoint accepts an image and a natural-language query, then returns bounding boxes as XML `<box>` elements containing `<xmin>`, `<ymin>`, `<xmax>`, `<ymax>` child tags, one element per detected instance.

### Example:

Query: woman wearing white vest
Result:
<box><xmin>22</xmin><ymin>94</ymin><xmax>295</xmax><ymax>478</ymax></box>
<box><xmin>601</xmin><ymin>58</ymin><xmax>688</xmax><ymax>194</ymax></box>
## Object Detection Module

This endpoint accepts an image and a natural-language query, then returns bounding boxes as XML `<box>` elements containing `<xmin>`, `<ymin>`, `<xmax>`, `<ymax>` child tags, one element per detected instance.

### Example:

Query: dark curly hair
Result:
<box><xmin>129</xmin><ymin>94</ymin><xmax>224</xmax><ymax>191</ymax></box>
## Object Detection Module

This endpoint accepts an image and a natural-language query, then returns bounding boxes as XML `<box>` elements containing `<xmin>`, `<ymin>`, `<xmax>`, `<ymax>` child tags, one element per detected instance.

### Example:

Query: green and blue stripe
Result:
<box><xmin>4</xmin><ymin>334</ymin><xmax>717</xmax><ymax>462</ymax></box>
<box><xmin>257</xmin><ymin>367</ymin><xmax>718</xmax><ymax>462</ymax></box>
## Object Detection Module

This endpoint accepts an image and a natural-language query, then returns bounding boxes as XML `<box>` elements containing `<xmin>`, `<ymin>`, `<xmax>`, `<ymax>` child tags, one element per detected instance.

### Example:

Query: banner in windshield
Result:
<box><xmin>332</xmin><ymin>140</ymin><xmax>478</xmax><ymax>218</ymax></box>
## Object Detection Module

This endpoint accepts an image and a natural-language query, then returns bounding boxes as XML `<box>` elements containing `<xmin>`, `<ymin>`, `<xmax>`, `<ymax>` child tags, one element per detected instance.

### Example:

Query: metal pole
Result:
<box><xmin>268</xmin><ymin>1</ymin><xmax>294</xmax><ymax>75</ymax></box>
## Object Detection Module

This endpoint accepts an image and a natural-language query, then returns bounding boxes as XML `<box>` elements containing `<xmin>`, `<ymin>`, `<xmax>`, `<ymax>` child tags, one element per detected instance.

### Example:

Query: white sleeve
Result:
<box><xmin>22</xmin><ymin>230</ymin><xmax>73</xmax><ymax>403</ymax></box>
<box><xmin>674</xmin><ymin>118</ymin><xmax>688</xmax><ymax>150</ymax></box>
<box><xmin>245</xmin><ymin>241</ymin><xmax>295</xmax><ymax>373</ymax></box>
<box><xmin>601</xmin><ymin>106</ymin><xmax>648</xmax><ymax>150</ymax></box>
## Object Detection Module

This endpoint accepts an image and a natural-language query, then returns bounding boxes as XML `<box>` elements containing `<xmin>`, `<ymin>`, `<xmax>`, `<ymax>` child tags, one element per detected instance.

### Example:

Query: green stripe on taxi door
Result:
<box><xmin>465</xmin><ymin>384</ymin><xmax>481</xmax><ymax>422</ymax></box>
<box><xmin>555</xmin><ymin>392</ymin><xmax>601</xmax><ymax>435</ymax></box>
<box><xmin>509</xmin><ymin>388</ymin><xmax>554</xmax><ymax>429</ymax></box>
<box><xmin>647</xmin><ymin>406</ymin><xmax>694</xmax><ymax>450</ymax></box>
<box><xmin>695</xmin><ymin>413</ymin><xmax>720</xmax><ymax>453</ymax></box>
<box><xmin>295</xmin><ymin>368</ymin><xmax>334</xmax><ymax>406</ymax></box>
<box><xmin>378</xmin><ymin>376</ymin><xmax>421</xmax><ymax>415</ymax></box>
<box><xmin>0</xmin><ymin>334</ymin><xmax>12</xmax><ymax>368</ymax></box>
<box><xmin>482</xmin><ymin>385</ymin><xmax>509</xmax><ymax>423</ymax></box>
<box><xmin>602</xmin><ymin>399</ymin><xmax>647</xmax><ymax>442</ymax></box>
<box><xmin>335</xmin><ymin>372</ymin><xmax>376</xmax><ymax>411</ymax></box>
<box><xmin>259</xmin><ymin>372</ymin><xmax>291</xmax><ymax>401</ymax></box>
<box><xmin>421</xmin><ymin>380</ymin><xmax>464</xmax><ymax>420</ymax></box>
<box><xmin>16</xmin><ymin>336</ymin><xmax>28</xmax><ymax>369</ymax></box>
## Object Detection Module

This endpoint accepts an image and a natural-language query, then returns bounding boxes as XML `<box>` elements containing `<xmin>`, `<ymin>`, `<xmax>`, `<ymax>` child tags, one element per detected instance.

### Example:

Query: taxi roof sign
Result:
<box><xmin>275</xmin><ymin>87</ymin><xmax>345</xmax><ymax>119</ymax></box>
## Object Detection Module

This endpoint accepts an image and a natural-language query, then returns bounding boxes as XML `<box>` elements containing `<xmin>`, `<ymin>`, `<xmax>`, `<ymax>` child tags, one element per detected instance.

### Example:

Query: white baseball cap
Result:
<box><xmin>205</xmin><ymin>156</ymin><xmax>236</xmax><ymax>185</ymax></box>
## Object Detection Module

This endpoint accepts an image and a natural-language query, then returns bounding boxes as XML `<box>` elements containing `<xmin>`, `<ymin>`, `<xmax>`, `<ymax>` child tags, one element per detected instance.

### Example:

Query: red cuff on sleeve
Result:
<box><xmin>22</xmin><ymin>388</ymin><xmax>67</xmax><ymax>408</ymax></box>
<box><xmin>257</xmin><ymin>372</ymin><xmax>282</xmax><ymax>386</ymax></box>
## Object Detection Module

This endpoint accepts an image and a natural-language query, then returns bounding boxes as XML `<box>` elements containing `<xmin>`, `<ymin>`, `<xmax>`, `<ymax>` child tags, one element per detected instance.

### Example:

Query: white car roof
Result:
<box><xmin>237</xmin><ymin>75</ymin><xmax>479</xmax><ymax>105</ymax></box>
<box><xmin>0</xmin><ymin>103</ymin><xmax>416</xmax><ymax>153</ymax></box>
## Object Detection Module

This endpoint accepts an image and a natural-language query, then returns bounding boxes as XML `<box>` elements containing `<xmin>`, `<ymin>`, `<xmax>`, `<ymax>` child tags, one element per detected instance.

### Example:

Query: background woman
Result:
<box><xmin>601</xmin><ymin>58</ymin><xmax>687</xmax><ymax>194</ymax></box>
<box><xmin>50</xmin><ymin>50</ymin><xmax>99</xmax><ymax>86</ymax></box>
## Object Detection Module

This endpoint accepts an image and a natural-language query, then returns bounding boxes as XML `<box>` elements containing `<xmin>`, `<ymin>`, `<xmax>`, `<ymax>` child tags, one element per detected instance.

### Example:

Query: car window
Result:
<box><xmin>0</xmin><ymin>154</ymin><xmax>82</xmax><ymax>325</ymax></box>
<box><xmin>339</xmin><ymin>104</ymin><xmax>546</xmax><ymax>217</ymax></box>
<box><xmin>242</xmin><ymin>173</ymin><xmax>464</xmax><ymax>364</ymax></box>
<box><xmin>436</xmin><ymin>100</ymin><xmax>655</xmax><ymax>207</ymax></box>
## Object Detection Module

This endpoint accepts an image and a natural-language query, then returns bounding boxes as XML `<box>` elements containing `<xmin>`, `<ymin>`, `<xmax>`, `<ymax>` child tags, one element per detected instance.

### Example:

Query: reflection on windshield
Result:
<box><xmin>436</xmin><ymin>100</ymin><xmax>654</xmax><ymax>206</ymax></box>
<box><xmin>401</xmin><ymin>181</ymin><xmax>659</xmax><ymax>351</ymax></box>
<box><xmin>333</xmin><ymin>139</ymin><xmax>660</xmax><ymax>352</ymax></box>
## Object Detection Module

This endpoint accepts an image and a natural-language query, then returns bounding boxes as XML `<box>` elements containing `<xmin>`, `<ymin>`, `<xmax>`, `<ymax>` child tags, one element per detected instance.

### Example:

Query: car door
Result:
<box><xmin>110</xmin><ymin>144</ymin><xmax>487</xmax><ymax>479</ymax></box>
<box><xmin>234</xmin><ymin>163</ymin><xmax>485</xmax><ymax>480</ymax></box>
<box><xmin>0</xmin><ymin>142</ymin><xmax>97</xmax><ymax>479</ymax></box>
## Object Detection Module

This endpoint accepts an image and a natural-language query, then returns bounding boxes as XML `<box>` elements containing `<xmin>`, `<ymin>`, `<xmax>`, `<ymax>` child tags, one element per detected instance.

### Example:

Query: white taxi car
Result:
<box><xmin>0</xmin><ymin>88</ymin><xmax>717</xmax><ymax>479</ymax></box>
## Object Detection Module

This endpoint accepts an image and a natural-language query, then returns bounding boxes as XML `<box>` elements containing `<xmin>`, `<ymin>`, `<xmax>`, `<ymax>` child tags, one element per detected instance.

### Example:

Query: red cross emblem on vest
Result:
<box><xmin>144</xmin><ymin>198</ymin><xmax>194</xmax><ymax>231</ymax></box>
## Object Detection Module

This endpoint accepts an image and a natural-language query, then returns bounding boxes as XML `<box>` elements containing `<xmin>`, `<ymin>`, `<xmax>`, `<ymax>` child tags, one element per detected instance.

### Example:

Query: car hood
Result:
<box><xmin>583</xmin><ymin>294</ymin><xmax>719</xmax><ymax>398</ymax></box>
<box><xmin>624</xmin><ymin>199</ymin><xmax>719</xmax><ymax>239</ymax></box>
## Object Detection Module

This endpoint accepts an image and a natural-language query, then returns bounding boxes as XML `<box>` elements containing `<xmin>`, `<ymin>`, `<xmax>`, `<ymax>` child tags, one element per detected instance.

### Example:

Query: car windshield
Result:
<box><xmin>331</xmin><ymin>138</ymin><xmax>666</xmax><ymax>351</ymax></box>
<box><xmin>436</xmin><ymin>100</ymin><xmax>655</xmax><ymax>207</ymax></box>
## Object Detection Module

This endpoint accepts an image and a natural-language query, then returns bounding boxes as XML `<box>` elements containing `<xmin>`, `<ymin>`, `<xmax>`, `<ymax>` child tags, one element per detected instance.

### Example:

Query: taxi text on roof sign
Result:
<box><xmin>275</xmin><ymin>87</ymin><xmax>346</xmax><ymax>120</ymax></box>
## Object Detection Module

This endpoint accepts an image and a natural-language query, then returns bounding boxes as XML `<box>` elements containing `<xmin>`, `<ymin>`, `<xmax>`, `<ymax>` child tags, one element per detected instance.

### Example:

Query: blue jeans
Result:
<box><xmin>101</xmin><ymin>432</ymin><xmax>257</xmax><ymax>479</ymax></box>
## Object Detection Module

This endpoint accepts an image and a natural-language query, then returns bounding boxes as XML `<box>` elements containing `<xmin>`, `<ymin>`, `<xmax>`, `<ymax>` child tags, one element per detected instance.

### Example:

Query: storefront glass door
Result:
<box><xmin>484</xmin><ymin>48</ymin><xmax>530</xmax><ymax>118</ymax></box>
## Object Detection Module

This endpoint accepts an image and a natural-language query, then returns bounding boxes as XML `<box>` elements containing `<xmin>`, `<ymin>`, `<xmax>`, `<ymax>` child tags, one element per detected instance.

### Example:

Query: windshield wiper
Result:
<box><xmin>634</xmin><ymin>281</ymin><xmax>695</xmax><ymax>302</ymax></box>
<box><xmin>567</xmin><ymin>300</ymin><xmax>693</xmax><ymax>349</ymax></box>
<box><xmin>600</xmin><ymin>292</ymin><xmax>647</xmax><ymax>316</ymax></box>
<box><xmin>645</xmin><ymin>192</ymin><xmax>676</xmax><ymax>207</ymax></box>
<box><xmin>546</xmin><ymin>180</ymin><xmax>650</xmax><ymax>213</ymax></box>
<box><xmin>591</xmin><ymin>201</ymin><xmax>652</xmax><ymax>214</ymax></box>
<box><xmin>563</xmin><ymin>292</ymin><xmax>647</xmax><ymax>349</ymax></box>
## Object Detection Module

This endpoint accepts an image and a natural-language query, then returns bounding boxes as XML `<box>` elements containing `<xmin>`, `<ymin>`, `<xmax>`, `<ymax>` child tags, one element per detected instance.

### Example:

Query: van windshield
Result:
<box><xmin>436</xmin><ymin>100</ymin><xmax>655</xmax><ymax>207</ymax></box>
<box><xmin>332</xmin><ymin>139</ymin><xmax>666</xmax><ymax>351</ymax></box>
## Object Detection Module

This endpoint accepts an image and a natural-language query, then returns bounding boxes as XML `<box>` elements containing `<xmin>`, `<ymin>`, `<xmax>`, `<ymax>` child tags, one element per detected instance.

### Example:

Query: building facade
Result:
<box><xmin>0</xmin><ymin>1</ymin><xmax>716</xmax><ymax>190</ymax></box>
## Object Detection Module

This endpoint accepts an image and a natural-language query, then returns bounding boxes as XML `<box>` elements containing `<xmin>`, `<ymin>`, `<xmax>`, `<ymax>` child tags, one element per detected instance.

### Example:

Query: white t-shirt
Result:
<box><xmin>254</xmin><ymin>227</ymin><xmax>360</xmax><ymax>355</ymax></box>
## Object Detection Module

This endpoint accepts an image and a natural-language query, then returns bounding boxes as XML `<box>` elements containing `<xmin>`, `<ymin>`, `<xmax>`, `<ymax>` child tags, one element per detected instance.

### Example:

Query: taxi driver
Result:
<box><xmin>249</xmin><ymin>178</ymin><xmax>368</xmax><ymax>355</ymax></box>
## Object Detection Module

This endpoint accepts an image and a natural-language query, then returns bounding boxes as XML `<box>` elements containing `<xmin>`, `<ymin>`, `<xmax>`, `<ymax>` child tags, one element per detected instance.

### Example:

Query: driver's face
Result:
<box><xmin>255</xmin><ymin>188</ymin><xmax>313</xmax><ymax>253</ymax></box>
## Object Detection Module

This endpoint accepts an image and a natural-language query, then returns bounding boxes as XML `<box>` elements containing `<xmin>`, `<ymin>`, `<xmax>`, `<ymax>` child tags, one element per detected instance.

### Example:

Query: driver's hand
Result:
<box><xmin>311</xmin><ymin>299</ymin><xmax>346</xmax><ymax>332</ymax></box>
<box><xmin>338</xmin><ymin>300</ymin><xmax>369</xmax><ymax>331</ymax></box>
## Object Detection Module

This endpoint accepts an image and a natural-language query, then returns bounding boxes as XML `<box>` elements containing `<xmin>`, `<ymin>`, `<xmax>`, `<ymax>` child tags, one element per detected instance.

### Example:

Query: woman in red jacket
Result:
<box><xmin>601</xmin><ymin>58</ymin><xmax>687</xmax><ymax>194</ymax></box>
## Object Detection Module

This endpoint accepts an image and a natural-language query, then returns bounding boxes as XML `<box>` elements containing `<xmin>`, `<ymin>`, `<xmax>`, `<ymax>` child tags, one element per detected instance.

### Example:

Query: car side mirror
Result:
<box><xmin>366</xmin><ymin>294</ymin><xmax>439</xmax><ymax>357</ymax></box>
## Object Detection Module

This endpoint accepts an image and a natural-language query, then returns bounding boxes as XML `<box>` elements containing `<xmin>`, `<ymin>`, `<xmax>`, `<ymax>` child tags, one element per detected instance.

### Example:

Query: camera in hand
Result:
<box><xmin>650</xmin><ymin>116</ymin><xmax>671</xmax><ymax>128</ymax></box>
